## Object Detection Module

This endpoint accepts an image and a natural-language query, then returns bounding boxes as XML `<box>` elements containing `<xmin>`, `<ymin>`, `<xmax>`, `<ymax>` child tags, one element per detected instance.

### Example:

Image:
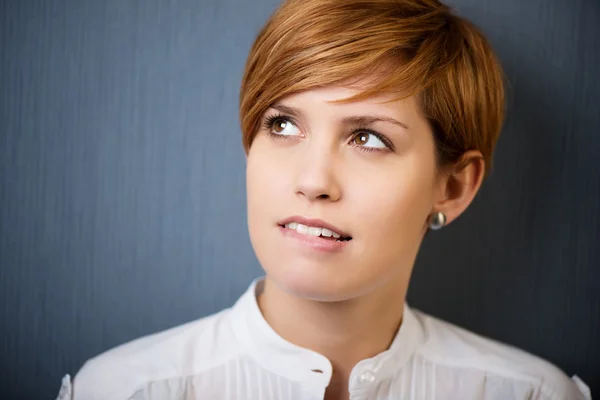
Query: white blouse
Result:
<box><xmin>57</xmin><ymin>277</ymin><xmax>591</xmax><ymax>400</ymax></box>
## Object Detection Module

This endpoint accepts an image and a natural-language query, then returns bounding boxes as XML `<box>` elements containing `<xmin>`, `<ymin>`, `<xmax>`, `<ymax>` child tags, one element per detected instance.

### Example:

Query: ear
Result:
<box><xmin>432</xmin><ymin>150</ymin><xmax>486</xmax><ymax>226</ymax></box>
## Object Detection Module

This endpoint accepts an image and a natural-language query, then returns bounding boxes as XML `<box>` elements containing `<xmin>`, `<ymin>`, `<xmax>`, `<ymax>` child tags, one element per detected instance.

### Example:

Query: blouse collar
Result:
<box><xmin>230</xmin><ymin>276</ymin><xmax>424</xmax><ymax>392</ymax></box>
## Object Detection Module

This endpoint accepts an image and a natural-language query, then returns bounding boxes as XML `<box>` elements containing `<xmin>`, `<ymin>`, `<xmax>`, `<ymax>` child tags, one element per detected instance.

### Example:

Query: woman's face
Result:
<box><xmin>246</xmin><ymin>86</ymin><xmax>442</xmax><ymax>302</ymax></box>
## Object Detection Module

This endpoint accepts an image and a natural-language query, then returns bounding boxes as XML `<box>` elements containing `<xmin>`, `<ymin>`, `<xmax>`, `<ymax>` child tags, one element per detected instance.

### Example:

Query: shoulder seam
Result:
<box><xmin>115</xmin><ymin>352</ymin><xmax>249</xmax><ymax>397</ymax></box>
<box><xmin>411</xmin><ymin>351</ymin><xmax>570</xmax><ymax>399</ymax></box>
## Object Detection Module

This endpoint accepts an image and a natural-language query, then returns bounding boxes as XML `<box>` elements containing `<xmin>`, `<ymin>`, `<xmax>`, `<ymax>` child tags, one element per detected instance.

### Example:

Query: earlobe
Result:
<box><xmin>431</xmin><ymin>150</ymin><xmax>485</xmax><ymax>227</ymax></box>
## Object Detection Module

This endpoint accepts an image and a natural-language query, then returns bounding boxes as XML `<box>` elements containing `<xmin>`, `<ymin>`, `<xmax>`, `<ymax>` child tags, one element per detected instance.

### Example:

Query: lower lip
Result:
<box><xmin>278</xmin><ymin>226</ymin><xmax>351</xmax><ymax>253</ymax></box>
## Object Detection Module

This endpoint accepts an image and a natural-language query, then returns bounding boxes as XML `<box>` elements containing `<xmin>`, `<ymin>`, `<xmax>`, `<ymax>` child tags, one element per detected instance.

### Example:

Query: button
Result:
<box><xmin>358</xmin><ymin>370</ymin><xmax>376</xmax><ymax>384</ymax></box>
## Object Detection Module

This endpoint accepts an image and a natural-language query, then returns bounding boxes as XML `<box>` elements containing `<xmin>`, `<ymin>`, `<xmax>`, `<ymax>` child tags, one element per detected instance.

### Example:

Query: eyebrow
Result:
<box><xmin>270</xmin><ymin>103</ymin><xmax>410</xmax><ymax>130</ymax></box>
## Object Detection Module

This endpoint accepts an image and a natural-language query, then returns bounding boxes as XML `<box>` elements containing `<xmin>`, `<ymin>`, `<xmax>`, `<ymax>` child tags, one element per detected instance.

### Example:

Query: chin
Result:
<box><xmin>264</xmin><ymin>262</ymin><xmax>376</xmax><ymax>303</ymax></box>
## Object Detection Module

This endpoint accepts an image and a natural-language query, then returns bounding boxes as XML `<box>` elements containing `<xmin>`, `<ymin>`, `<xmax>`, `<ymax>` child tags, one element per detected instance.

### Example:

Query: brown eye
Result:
<box><xmin>353</xmin><ymin>133</ymin><xmax>370</xmax><ymax>146</ymax></box>
<box><xmin>350</xmin><ymin>131</ymin><xmax>388</xmax><ymax>150</ymax></box>
<box><xmin>273</xmin><ymin>119</ymin><xmax>288</xmax><ymax>134</ymax></box>
<box><xmin>265</xmin><ymin>116</ymin><xmax>300</xmax><ymax>137</ymax></box>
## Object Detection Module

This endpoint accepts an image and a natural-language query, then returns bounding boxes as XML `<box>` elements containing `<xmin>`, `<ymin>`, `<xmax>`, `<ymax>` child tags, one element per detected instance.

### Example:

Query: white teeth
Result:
<box><xmin>296</xmin><ymin>224</ymin><xmax>308</xmax><ymax>234</ymax></box>
<box><xmin>284</xmin><ymin>222</ymin><xmax>346</xmax><ymax>239</ymax></box>
<box><xmin>307</xmin><ymin>227</ymin><xmax>321</xmax><ymax>236</ymax></box>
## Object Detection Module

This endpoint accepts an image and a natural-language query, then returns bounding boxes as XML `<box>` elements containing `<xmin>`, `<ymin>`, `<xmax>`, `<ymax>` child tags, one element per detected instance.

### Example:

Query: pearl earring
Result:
<box><xmin>429</xmin><ymin>211</ymin><xmax>446</xmax><ymax>230</ymax></box>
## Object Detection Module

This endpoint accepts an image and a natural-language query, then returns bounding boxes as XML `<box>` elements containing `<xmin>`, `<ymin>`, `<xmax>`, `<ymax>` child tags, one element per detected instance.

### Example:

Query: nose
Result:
<box><xmin>293</xmin><ymin>145</ymin><xmax>341</xmax><ymax>202</ymax></box>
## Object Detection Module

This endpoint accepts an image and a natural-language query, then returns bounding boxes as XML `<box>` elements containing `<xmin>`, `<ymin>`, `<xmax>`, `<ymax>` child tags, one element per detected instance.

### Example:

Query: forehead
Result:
<box><xmin>276</xmin><ymin>86</ymin><xmax>420</xmax><ymax>117</ymax></box>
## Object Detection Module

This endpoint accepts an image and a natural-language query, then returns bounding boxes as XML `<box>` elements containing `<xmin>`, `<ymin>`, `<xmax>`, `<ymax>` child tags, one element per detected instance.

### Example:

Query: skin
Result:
<box><xmin>245</xmin><ymin>86</ymin><xmax>485</xmax><ymax>400</ymax></box>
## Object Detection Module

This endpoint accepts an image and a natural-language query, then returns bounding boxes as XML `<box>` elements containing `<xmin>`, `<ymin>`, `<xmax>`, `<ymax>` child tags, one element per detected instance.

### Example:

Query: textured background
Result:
<box><xmin>0</xmin><ymin>0</ymin><xmax>598</xmax><ymax>398</ymax></box>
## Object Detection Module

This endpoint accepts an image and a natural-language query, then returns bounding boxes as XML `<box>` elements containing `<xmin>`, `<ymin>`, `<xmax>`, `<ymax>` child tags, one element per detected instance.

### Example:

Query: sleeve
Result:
<box><xmin>68</xmin><ymin>357</ymin><xmax>144</xmax><ymax>400</ymax></box>
<box><xmin>55</xmin><ymin>374</ymin><xmax>72</xmax><ymax>400</ymax></box>
<box><xmin>535</xmin><ymin>374</ymin><xmax>593</xmax><ymax>400</ymax></box>
<box><xmin>571</xmin><ymin>375</ymin><xmax>592</xmax><ymax>400</ymax></box>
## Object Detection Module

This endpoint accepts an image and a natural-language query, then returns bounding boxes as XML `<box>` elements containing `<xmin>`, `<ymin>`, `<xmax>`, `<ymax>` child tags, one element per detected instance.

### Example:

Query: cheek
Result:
<box><xmin>246</xmin><ymin>147</ymin><xmax>269</xmax><ymax>221</ymax></box>
<box><xmin>349</xmin><ymin>159</ymin><xmax>435</xmax><ymax>244</ymax></box>
<box><xmin>246</xmin><ymin>139</ymin><xmax>289</xmax><ymax>229</ymax></box>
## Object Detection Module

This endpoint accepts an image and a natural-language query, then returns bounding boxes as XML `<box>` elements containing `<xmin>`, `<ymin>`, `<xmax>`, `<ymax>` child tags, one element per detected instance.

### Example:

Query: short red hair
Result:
<box><xmin>239</xmin><ymin>0</ymin><xmax>505</xmax><ymax>176</ymax></box>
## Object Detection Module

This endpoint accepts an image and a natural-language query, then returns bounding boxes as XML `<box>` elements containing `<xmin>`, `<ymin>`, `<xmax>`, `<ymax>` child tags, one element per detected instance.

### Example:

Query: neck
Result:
<box><xmin>257</xmin><ymin>276</ymin><xmax>407</xmax><ymax>398</ymax></box>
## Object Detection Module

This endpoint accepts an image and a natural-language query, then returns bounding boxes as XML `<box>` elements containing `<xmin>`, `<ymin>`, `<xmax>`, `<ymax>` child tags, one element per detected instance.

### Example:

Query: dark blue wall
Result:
<box><xmin>1</xmin><ymin>0</ymin><xmax>598</xmax><ymax>398</ymax></box>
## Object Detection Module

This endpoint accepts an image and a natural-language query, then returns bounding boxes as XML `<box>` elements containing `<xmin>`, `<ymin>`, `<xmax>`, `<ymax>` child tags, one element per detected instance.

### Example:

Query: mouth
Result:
<box><xmin>277</xmin><ymin>216</ymin><xmax>352</xmax><ymax>242</ymax></box>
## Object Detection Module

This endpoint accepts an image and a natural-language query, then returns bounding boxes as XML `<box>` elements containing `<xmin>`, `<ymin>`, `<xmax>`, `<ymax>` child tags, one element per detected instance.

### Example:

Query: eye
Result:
<box><xmin>351</xmin><ymin>131</ymin><xmax>388</xmax><ymax>150</ymax></box>
<box><xmin>264</xmin><ymin>115</ymin><xmax>301</xmax><ymax>137</ymax></box>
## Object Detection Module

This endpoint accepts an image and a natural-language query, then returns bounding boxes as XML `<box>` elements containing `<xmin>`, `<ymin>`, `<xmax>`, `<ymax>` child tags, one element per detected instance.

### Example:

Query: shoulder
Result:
<box><xmin>72</xmin><ymin>308</ymin><xmax>239</xmax><ymax>400</ymax></box>
<box><xmin>409</xmin><ymin>307</ymin><xmax>590</xmax><ymax>400</ymax></box>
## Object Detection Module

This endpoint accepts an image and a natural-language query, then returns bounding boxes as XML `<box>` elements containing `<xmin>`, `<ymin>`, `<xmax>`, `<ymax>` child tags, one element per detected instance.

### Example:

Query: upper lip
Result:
<box><xmin>278</xmin><ymin>216</ymin><xmax>352</xmax><ymax>239</ymax></box>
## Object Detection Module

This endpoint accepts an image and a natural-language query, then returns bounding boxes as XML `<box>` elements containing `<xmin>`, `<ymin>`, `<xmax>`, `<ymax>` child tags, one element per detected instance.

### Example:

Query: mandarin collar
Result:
<box><xmin>230</xmin><ymin>277</ymin><xmax>424</xmax><ymax>393</ymax></box>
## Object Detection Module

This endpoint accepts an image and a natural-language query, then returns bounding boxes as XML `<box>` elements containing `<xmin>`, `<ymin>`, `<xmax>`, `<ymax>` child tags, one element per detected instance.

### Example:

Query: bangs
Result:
<box><xmin>240</xmin><ymin>0</ymin><xmax>505</xmax><ymax>176</ymax></box>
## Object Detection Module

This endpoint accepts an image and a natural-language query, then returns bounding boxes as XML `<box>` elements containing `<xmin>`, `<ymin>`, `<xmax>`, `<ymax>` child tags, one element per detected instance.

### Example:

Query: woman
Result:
<box><xmin>57</xmin><ymin>0</ymin><xmax>591</xmax><ymax>399</ymax></box>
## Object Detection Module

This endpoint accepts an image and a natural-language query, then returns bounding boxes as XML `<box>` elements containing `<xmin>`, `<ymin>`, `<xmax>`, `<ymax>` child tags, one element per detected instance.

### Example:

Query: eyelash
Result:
<box><xmin>261</xmin><ymin>113</ymin><xmax>394</xmax><ymax>153</ymax></box>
